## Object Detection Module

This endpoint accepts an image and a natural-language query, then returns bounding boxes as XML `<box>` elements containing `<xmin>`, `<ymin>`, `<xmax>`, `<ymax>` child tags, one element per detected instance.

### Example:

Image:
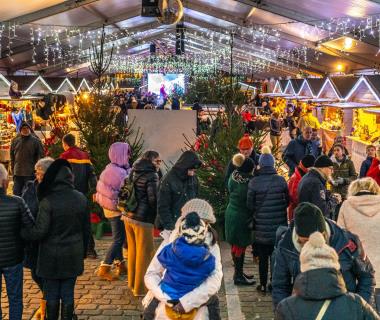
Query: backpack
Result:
<box><xmin>117</xmin><ymin>172</ymin><xmax>144</xmax><ymax>214</ymax></box>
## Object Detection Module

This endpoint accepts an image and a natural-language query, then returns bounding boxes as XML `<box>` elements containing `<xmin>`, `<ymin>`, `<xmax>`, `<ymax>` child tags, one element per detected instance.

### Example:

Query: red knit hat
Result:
<box><xmin>238</xmin><ymin>134</ymin><xmax>253</xmax><ymax>149</ymax></box>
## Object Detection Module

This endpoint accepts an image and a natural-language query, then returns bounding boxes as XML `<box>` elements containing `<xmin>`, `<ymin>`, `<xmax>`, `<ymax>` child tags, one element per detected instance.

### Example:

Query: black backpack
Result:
<box><xmin>117</xmin><ymin>172</ymin><xmax>143</xmax><ymax>214</ymax></box>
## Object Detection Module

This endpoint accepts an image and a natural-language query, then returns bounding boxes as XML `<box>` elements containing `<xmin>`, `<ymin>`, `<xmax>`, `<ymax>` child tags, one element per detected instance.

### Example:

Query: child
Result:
<box><xmin>143</xmin><ymin>212</ymin><xmax>217</xmax><ymax>319</ymax></box>
<box><xmin>360</xmin><ymin>145</ymin><xmax>376</xmax><ymax>178</ymax></box>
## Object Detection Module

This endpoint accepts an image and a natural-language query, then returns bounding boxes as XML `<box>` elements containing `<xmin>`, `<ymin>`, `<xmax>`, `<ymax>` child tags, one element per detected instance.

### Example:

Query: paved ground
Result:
<box><xmin>1</xmin><ymin>238</ymin><xmax>273</xmax><ymax>319</ymax></box>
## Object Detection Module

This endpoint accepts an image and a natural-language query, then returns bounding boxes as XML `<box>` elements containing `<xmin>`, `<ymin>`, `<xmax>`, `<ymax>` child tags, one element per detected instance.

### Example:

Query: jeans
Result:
<box><xmin>44</xmin><ymin>278</ymin><xmax>76</xmax><ymax>305</ymax></box>
<box><xmin>256</xmin><ymin>243</ymin><xmax>274</xmax><ymax>287</ymax></box>
<box><xmin>104</xmin><ymin>217</ymin><xmax>126</xmax><ymax>264</ymax></box>
<box><xmin>13</xmin><ymin>175</ymin><xmax>34</xmax><ymax>196</ymax></box>
<box><xmin>0</xmin><ymin>263</ymin><xmax>23</xmax><ymax>320</ymax></box>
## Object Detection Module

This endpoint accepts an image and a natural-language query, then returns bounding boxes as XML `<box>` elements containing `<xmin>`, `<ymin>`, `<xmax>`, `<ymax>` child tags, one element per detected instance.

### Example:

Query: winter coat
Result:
<box><xmin>247</xmin><ymin>166</ymin><xmax>289</xmax><ymax>245</ymax></box>
<box><xmin>225</xmin><ymin>171</ymin><xmax>253</xmax><ymax>247</ymax></box>
<box><xmin>271</xmin><ymin>219</ymin><xmax>375</xmax><ymax>308</ymax></box>
<box><xmin>360</xmin><ymin>157</ymin><xmax>374</xmax><ymax>178</ymax></box>
<box><xmin>126</xmin><ymin>158</ymin><xmax>159</xmax><ymax>224</ymax></box>
<box><xmin>270</xmin><ymin>118</ymin><xmax>282</xmax><ymax>136</ymax></box>
<box><xmin>367</xmin><ymin>158</ymin><xmax>380</xmax><ymax>186</ymax></box>
<box><xmin>95</xmin><ymin>143</ymin><xmax>132</xmax><ymax>216</ymax></box>
<box><xmin>0</xmin><ymin>188</ymin><xmax>34</xmax><ymax>268</ymax></box>
<box><xmin>285</xmin><ymin>116</ymin><xmax>297</xmax><ymax>132</ymax></box>
<box><xmin>275</xmin><ymin>268</ymin><xmax>379</xmax><ymax>320</ymax></box>
<box><xmin>60</xmin><ymin>146</ymin><xmax>97</xmax><ymax>195</ymax></box>
<box><xmin>283</xmin><ymin>136</ymin><xmax>320</xmax><ymax>175</ymax></box>
<box><xmin>287</xmin><ymin>166</ymin><xmax>309</xmax><ymax>222</ymax></box>
<box><xmin>143</xmin><ymin>223</ymin><xmax>223</xmax><ymax>320</ymax></box>
<box><xmin>298</xmin><ymin>168</ymin><xmax>331</xmax><ymax>218</ymax></box>
<box><xmin>21</xmin><ymin>159</ymin><xmax>90</xmax><ymax>279</ymax></box>
<box><xmin>157</xmin><ymin>151</ymin><xmax>201</xmax><ymax>230</ymax></box>
<box><xmin>21</xmin><ymin>180</ymin><xmax>39</xmax><ymax>269</ymax></box>
<box><xmin>338</xmin><ymin>193</ymin><xmax>380</xmax><ymax>286</ymax></box>
<box><xmin>331</xmin><ymin>155</ymin><xmax>357</xmax><ymax>199</ymax></box>
<box><xmin>157</xmin><ymin>237</ymin><xmax>215</xmax><ymax>300</ymax></box>
<box><xmin>225</xmin><ymin>150</ymin><xmax>259</xmax><ymax>186</ymax></box>
<box><xmin>11</xmin><ymin>134</ymin><xmax>44</xmax><ymax>176</ymax></box>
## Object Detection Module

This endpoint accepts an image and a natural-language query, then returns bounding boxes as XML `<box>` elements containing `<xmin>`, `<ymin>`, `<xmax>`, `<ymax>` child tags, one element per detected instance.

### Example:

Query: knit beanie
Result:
<box><xmin>294</xmin><ymin>202</ymin><xmax>327</xmax><ymax>237</ymax></box>
<box><xmin>259</xmin><ymin>146</ymin><xmax>275</xmax><ymax>168</ymax></box>
<box><xmin>300</xmin><ymin>155</ymin><xmax>316</xmax><ymax>169</ymax></box>
<box><xmin>181</xmin><ymin>199</ymin><xmax>216</xmax><ymax>224</ymax></box>
<box><xmin>314</xmin><ymin>155</ymin><xmax>334</xmax><ymax>168</ymax></box>
<box><xmin>238</xmin><ymin>134</ymin><xmax>254</xmax><ymax>150</ymax></box>
<box><xmin>179</xmin><ymin>212</ymin><xmax>208</xmax><ymax>244</ymax></box>
<box><xmin>300</xmin><ymin>232</ymin><xmax>340</xmax><ymax>272</ymax></box>
<box><xmin>232</xmin><ymin>153</ymin><xmax>255</xmax><ymax>173</ymax></box>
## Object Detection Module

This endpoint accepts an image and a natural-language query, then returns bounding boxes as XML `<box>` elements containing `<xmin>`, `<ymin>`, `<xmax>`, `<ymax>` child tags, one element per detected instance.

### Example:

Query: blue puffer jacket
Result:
<box><xmin>272</xmin><ymin>219</ymin><xmax>375</xmax><ymax>309</ymax></box>
<box><xmin>359</xmin><ymin>156</ymin><xmax>373</xmax><ymax>178</ymax></box>
<box><xmin>282</xmin><ymin>136</ymin><xmax>320</xmax><ymax>175</ymax></box>
<box><xmin>247</xmin><ymin>166</ymin><xmax>289</xmax><ymax>245</ymax></box>
<box><xmin>157</xmin><ymin>236</ymin><xmax>215</xmax><ymax>300</ymax></box>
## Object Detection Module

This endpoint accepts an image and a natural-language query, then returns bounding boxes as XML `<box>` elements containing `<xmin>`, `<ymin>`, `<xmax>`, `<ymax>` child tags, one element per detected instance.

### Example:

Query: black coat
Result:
<box><xmin>275</xmin><ymin>268</ymin><xmax>379</xmax><ymax>320</ymax></box>
<box><xmin>272</xmin><ymin>220</ymin><xmax>375</xmax><ymax>308</ymax></box>
<box><xmin>157</xmin><ymin>151</ymin><xmax>201</xmax><ymax>230</ymax></box>
<box><xmin>298</xmin><ymin>168</ymin><xmax>331</xmax><ymax>218</ymax></box>
<box><xmin>0</xmin><ymin>188</ymin><xmax>34</xmax><ymax>268</ymax></box>
<box><xmin>247</xmin><ymin>166</ymin><xmax>289</xmax><ymax>245</ymax></box>
<box><xmin>127</xmin><ymin>159</ymin><xmax>159</xmax><ymax>224</ymax></box>
<box><xmin>21</xmin><ymin>159</ymin><xmax>90</xmax><ymax>279</ymax></box>
<box><xmin>10</xmin><ymin>134</ymin><xmax>44</xmax><ymax>176</ymax></box>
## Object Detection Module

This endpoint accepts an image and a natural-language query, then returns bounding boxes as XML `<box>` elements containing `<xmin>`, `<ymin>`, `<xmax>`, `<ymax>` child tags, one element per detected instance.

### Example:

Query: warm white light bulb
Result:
<box><xmin>344</xmin><ymin>37</ymin><xmax>353</xmax><ymax>50</ymax></box>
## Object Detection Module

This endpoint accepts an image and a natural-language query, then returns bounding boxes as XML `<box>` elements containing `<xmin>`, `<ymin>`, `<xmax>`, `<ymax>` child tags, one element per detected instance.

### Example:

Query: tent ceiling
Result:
<box><xmin>1</xmin><ymin>0</ymin><xmax>380</xmax><ymax>78</ymax></box>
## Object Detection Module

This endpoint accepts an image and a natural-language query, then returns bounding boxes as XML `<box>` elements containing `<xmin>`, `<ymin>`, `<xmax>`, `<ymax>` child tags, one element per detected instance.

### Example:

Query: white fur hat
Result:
<box><xmin>181</xmin><ymin>198</ymin><xmax>216</xmax><ymax>224</ymax></box>
<box><xmin>300</xmin><ymin>232</ymin><xmax>340</xmax><ymax>272</ymax></box>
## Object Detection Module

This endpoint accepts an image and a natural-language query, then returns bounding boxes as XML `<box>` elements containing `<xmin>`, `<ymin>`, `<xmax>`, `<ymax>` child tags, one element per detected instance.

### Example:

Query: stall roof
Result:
<box><xmin>284</xmin><ymin>96</ymin><xmax>310</xmax><ymax>100</ymax></box>
<box><xmin>323</xmin><ymin>102</ymin><xmax>379</xmax><ymax>109</ymax></box>
<box><xmin>299</xmin><ymin>98</ymin><xmax>339</xmax><ymax>103</ymax></box>
<box><xmin>364</xmin><ymin>108</ymin><xmax>380</xmax><ymax>115</ymax></box>
<box><xmin>6</xmin><ymin>76</ymin><xmax>39</xmax><ymax>92</ymax></box>
<box><xmin>364</xmin><ymin>75</ymin><xmax>380</xmax><ymax>98</ymax></box>
<box><xmin>260</xmin><ymin>93</ymin><xmax>292</xmax><ymax>97</ymax></box>
<box><xmin>330</xmin><ymin>77</ymin><xmax>360</xmax><ymax>99</ymax></box>
<box><xmin>44</xmin><ymin>77</ymin><xmax>67</xmax><ymax>92</ymax></box>
<box><xmin>279</xmin><ymin>80</ymin><xmax>289</xmax><ymax>92</ymax></box>
<box><xmin>0</xmin><ymin>95</ymin><xmax>43</xmax><ymax>101</ymax></box>
<box><xmin>289</xmin><ymin>79</ymin><xmax>304</xmax><ymax>95</ymax></box>
<box><xmin>306</xmin><ymin>78</ymin><xmax>326</xmax><ymax>97</ymax></box>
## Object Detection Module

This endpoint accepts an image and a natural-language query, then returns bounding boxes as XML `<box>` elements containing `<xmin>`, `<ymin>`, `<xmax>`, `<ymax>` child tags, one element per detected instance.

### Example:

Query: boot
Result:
<box><xmin>61</xmin><ymin>303</ymin><xmax>74</xmax><ymax>320</ymax></box>
<box><xmin>46</xmin><ymin>301</ymin><xmax>59</xmax><ymax>320</ymax></box>
<box><xmin>375</xmin><ymin>288</ymin><xmax>380</xmax><ymax>314</ymax></box>
<box><xmin>114</xmin><ymin>260</ymin><xmax>127</xmax><ymax>277</ymax></box>
<box><xmin>33</xmin><ymin>299</ymin><xmax>46</xmax><ymax>320</ymax></box>
<box><xmin>241</xmin><ymin>253</ymin><xmax>254</xmax><ymax>280</ymax></box>
<box><xmin>232</xmin><ymin>254</ymin><xmax>255</xmax><ymax>286</ymax></box>
<box><xmin>96</xmin><ymin>263</ymin><xmax>118</xmax><ymax>281</ymax></box>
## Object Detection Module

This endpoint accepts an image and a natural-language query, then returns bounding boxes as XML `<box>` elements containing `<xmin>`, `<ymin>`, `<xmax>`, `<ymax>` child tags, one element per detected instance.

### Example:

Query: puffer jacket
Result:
<box><xmin>367</xmin><ymin>158</ymin><xmax>380</xmax><ymax>186</ymax></box>
<box><xmin>331</xmin><ymin>155</ymin><xmax>357</xmax><ymax>199</ymax></box>
<box><xmin>96</xmin><ymin>142</ymin><xmax>132</xmax><ymax>215</ymax></box>
<box><xmin>287</xmin><ymin>166</ymin><xmax>308</xmax><ymax>221</ymax></box>
<box><xmin>275</xmin><ymin>268</ymin><xmax>379</xmax><ymax>320</ymax></box>
<box><xmin>360</xmin><ymin>157</ymin><xmax>373</xmax><ymax>178</ymax></box>
<box><xmin>157</xmin><ymin>151</ymin><xmax>201</xmax><ymax>230</ymax></box>
<box><xmin>271</xmin><ymin>219</ymin><xmax>375</xmax><ymax>308</ymax></box>
<box><xmin>126</xmin><ymin>158</ymin><xmax>159</xmax><ymax>224</ymax></box>
<box><xmin>247</xmin><ymin>166</ymin><xmax>289</xmax><ymax>245</ymax></box>
<box><xmin>0</xmin><ymin>188</ymin><xmax>34</xmax><ymax>268</ymax></box>
<box><xmin>21</xmin><ymin>159</ymin><xmax>90</xmax><ymax>279</ymax></box>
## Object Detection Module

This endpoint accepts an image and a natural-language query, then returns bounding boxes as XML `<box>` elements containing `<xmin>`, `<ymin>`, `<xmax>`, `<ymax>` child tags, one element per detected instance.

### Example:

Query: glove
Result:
<box><xmin>329</xmin><ymin>178</ymin><xmax>339</xmax><ymax>187</ymax></box>
<box><xmin>336</xmin><ymin>177</ymin><xmax>345</xmax><ymax>185</ymax></box>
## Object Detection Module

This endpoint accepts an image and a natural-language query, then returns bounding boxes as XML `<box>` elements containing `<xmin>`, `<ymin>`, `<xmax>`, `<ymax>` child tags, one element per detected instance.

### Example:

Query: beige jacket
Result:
<box><xmin>338</xmin><ymin>194</ymin><xmax>380</xmax><ymax>285</ymax></box>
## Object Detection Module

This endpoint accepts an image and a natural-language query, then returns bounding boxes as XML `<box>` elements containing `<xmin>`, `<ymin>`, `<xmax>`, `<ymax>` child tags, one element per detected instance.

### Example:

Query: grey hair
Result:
<box><xmin>348</xmin><ymin>177</ymin><xmax>380</xmax><ymax>197</ymax></box>
<box><xmin>35</xmin><ymin>157</ymin><xmax>54</xmax><ymax>173</ymax></box>
<box><xmin>0</xmin><ymin>164</ymin><xmax>8</xmax><ymax>185</ymax></box>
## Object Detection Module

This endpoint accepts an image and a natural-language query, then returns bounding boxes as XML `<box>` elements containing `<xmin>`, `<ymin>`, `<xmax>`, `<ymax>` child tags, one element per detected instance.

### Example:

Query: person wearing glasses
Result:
<box><xmin>123</xmin><ymin>151</ymin><xmax>160</xmax><ymax>297</ymax></box>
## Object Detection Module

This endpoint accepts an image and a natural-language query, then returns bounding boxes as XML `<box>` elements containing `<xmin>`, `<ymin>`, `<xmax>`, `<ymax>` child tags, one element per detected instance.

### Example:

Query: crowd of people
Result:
<box><xmin>2</xmin><ymin>98</ymin><xmax>380</xmax><ymax>320</ymax></box>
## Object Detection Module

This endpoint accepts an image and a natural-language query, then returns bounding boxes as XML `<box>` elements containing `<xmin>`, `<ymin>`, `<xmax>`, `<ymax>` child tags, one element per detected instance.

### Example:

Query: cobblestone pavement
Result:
<box><xmin>1</xmin><ymin>238</ymin><xmax>273</xmax><ymax>319</ymax></box>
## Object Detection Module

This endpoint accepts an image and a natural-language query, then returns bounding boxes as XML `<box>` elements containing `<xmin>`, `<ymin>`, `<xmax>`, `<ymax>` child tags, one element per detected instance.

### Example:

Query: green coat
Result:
<box><xmin>331</xmin><ymin>156</ymin><xmax>357</xmax><ymax>199</ymax></box>
<box><xmin>225</xmin><ymin>171</ymin><xmax>252</xmax><ymax>247</ymax></box>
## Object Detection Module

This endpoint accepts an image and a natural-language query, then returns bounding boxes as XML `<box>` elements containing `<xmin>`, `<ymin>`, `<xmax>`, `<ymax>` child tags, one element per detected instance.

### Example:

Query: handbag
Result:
<box><xmin>315</xmin><ymin>299</ymin><xmax>331</xmax><ymax>320</ymax></box>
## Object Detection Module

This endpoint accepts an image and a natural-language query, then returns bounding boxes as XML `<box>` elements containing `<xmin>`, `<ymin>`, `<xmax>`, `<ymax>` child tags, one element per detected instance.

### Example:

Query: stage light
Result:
<box><xmin>344</xmin><ymin>37</ymin><xmax>353</xmax><ymax>50</ymax></box>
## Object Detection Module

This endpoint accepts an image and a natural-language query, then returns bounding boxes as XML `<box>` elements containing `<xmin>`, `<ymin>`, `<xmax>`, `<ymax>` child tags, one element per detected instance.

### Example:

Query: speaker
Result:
<box><xmin>141</xmin><ymin>0</ymin><xmax>161</xmax><ymax>17</ymax></box>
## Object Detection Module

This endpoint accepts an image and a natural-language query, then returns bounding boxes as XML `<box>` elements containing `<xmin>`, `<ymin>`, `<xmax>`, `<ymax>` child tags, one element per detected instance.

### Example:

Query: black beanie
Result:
<box><xmin>301</xmin><ymin>155</ymin><xmax>316</xmax><ymax>168</ymax></box>
<box><xmin>314</xmin><ymin>155</ymin><xmax>334</xmax><ymax>168</ymax></box>
<box><xmin>294</xmin><ymin>202</ymin><xmax>327</xmax><ymax>237</ymax></box>
<box><xmin>238</xmin><ymin>158</ymin><xmax>255</xmax><ymax>173</ymax></box>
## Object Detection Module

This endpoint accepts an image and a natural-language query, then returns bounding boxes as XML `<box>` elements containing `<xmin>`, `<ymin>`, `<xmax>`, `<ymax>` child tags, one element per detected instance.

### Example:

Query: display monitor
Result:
<box><xmin>147</xmin><ymin>73</ymin><xmax>185</xmax><ymax>96</ymax></box>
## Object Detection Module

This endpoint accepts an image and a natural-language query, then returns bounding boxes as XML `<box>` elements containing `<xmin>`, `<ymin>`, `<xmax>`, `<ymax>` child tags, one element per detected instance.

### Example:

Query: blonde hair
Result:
<box><xmin>348</xmin><ymin>177</ymin><xmax>380</xmax><ymax>197</ymax></box>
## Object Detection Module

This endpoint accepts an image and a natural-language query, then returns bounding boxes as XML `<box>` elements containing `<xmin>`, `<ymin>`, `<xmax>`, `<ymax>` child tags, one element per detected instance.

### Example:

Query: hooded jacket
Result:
<box><xmin>60</xmin><ymin>146</ymin><xmax>97</xmax><ymax>195</ymax></box>
<box><xmin>96</xmin><ymin>143</ymin><xmax>132</xmax><ymax>215</ymax></box>
<box><xmin>157</xmin><ymin>237</ymin><xmax>215</xmax><ymax>300</ymax></box>
<box><xmin>275</xmin><ymin>268</ymin><xmax>379</xmax><ymax>320</ymax></box>
<box><xmin>157</xmin><ymin>151</ymin><xmax>201</xmax><ymax>230</ymax></box>
<box><xmin>126</xmin><ymin>158</ymin><xmax>159</xmax><ymax>224</ymax></box>
<box><xmin>271</xmin><ymin>219</ymin><xmax>375</xmax><ymax>308</ymax></box>
<box><xmin>21</xmin><ymin>159</ymin><xmax>90</xmax><ymax>279</ymax></box>
<box><xmin>283</xmin><ymin>136</ymin><xmax>320</xmax><ymax>176</ymax></box>
<box><xmin>366</xmin><ymin>158</ymin><xmax>380</xmax><ymax>186</ymax></box>
<box><xmin>247</xmin><ymin>166</ymin><xmax>289</xmax><ymax>245</ymax></box>
<box><xmin>338</xmin><ymin>193</ymin><xmax>380</xmax><ymax>286</ymax></box>
<box><xmin>331</xmin><ymin>155</ymin><xmax>357</xmax><ymax>199</ymax></box>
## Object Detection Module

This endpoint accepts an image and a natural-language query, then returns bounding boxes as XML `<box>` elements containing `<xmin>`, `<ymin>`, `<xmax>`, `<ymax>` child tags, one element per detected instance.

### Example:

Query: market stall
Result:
<box><xmin>272</xmin><ymin>80</ymin><xmax>283</xmax><ymax>94</ymax></box>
